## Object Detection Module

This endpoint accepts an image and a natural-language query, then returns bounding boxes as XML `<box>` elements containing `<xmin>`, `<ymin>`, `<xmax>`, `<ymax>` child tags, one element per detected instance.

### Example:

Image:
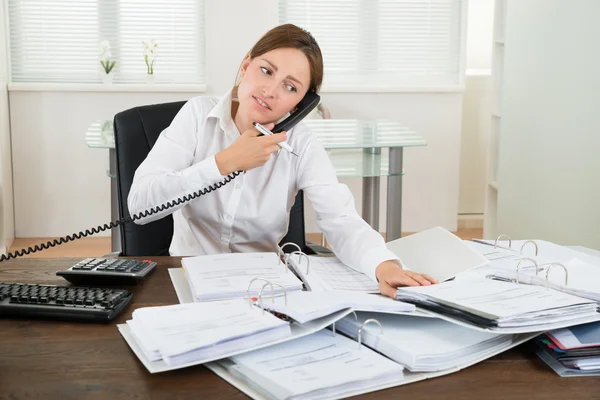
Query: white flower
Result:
<box><xmin>99</xmin><ymin>40</ymin><xmax>112</xmax><ymax>61</ymax></box>
<box><xmin>99</xmin><ymin>40</ymin><xmax>116</xmax><ymax>74</ymax></box>
<box><xmin>142</xmin><ymin>39</ymin><xmax>158</xmax><ymax>74</ymax></box>
<box><xmin>100</xmin><ymin>40</ymin><xmax>111</xmax><ymax>52</ymax></box>
<box><xmin>143</xmin><ymin>39</ymin><xmax>158</xmax><ymax>50</ymax></box>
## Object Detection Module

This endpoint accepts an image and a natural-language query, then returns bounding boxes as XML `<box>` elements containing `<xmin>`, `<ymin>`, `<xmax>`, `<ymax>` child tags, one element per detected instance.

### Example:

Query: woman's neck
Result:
<box><xmin>231</xmin><ymin>101</ymin><xmax>252</xmax><ymax>135</ymax></box>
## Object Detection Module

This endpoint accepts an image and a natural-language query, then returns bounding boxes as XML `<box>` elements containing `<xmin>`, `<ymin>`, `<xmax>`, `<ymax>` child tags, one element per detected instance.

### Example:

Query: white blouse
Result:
<box><xmin>128</xmin><ymin>90</ymin><xmax>399</xmax><ymax>282</ymax></box>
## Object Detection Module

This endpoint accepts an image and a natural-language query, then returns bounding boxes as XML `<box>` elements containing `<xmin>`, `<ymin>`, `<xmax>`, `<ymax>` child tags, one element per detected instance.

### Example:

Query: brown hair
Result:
<box><xmin>238</xmin><ymin>24</ymin><xmax>324</xmax><ymax>93</ymax></box>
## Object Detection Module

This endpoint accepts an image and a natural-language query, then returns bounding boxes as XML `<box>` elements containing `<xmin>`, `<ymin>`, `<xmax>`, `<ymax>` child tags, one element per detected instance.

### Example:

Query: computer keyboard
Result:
<box><xmin>56</xmin><ymin>258</ymin><xmax>157</xmax><ymax>285</ymax></box>
<box><xmin>0</xmin><ymin>282</ymin><xmax>132</xmax><ymax>322</ymax></box>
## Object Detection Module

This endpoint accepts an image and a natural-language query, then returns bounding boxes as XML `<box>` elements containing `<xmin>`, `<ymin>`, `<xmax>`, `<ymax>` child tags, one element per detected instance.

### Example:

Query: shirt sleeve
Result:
<box><xmin>296</xmin><ymin>135</ymin><xmax>403</xmax><ymax>283</ymax></box>
<box><xmin>127</xmin><ymin>99</ymin><xmax>226</xmax><ymax>225</ymax></box>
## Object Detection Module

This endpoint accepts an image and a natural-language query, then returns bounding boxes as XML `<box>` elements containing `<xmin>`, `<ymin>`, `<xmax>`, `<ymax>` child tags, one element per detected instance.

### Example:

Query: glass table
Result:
<box><xmin>86</xmin><ymin>119</ymin><xmax>426</xmax><ymax>252</ymax></box>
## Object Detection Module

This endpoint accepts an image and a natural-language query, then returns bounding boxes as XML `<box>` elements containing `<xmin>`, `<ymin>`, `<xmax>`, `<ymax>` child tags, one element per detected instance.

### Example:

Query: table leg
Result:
<box><xmin>386</xmin><ymin>148</ymin><xmax>403</xmax><ymax>241</ymax></box>
<box><xmin>362</xmin><ymin>148</ymin><xmax>380</xmax><ymax>231</ymax></box>
<box><xmin>109</xmin><ymin>148</ymin><xmax>121</xmax><ymax>253</ymax></box>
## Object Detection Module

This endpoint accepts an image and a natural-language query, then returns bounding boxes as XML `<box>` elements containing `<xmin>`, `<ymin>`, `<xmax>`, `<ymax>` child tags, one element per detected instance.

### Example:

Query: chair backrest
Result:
<box><xmin>113</xmin><ymin>101</ymin><xmax>309</xmax><ymax>256</ymax></box>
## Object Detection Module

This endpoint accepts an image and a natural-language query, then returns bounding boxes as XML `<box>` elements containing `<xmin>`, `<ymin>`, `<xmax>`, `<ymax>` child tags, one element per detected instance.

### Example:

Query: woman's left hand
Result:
<box><xmin>375</xmin><ymin>260</ymin><xmax>438</xmax><ymax>299</ymax></box>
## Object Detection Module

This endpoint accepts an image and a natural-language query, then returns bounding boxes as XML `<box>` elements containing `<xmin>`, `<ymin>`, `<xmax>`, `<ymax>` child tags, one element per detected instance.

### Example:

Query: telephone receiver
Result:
<box><xmin>271</xmin><ymin>91</ymin><xmax>321</xmax><ymax>133</ymax></box>
<box><xmin>0</xmin><ymin>91</ymin><xmax>322</xmax><ymax>262</ymax></box>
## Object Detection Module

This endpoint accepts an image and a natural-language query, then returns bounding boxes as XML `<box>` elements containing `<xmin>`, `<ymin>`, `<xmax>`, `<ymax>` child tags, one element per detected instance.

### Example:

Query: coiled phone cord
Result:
<box><xmin>0</xmin><ymin>171</ymin><xmax>242</xmax><ymax>262</ymax></box>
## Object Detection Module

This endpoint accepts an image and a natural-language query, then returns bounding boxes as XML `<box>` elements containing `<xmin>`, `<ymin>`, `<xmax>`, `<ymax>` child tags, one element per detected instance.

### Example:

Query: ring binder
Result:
<box><xmin>246</xmin><ymin>277</ymin><xmax>274</xmax><ymax>308</ymax></box>
<box><xmin>358</xmin><ymin>318</ymin><xmax>383</xmax><ymax>350</ymax></box>
<box><xmin>278</xmin><ymin>242</ymin><xmax>302</xmax><ymax>256</ymax></box>
<box><xmin>545</xmin><ymin>263</ymin><xmax>568</xmax><ymax>287</ymax></box>
<box><xmin>515</xmin><ymin>257</ymin><xmax>539</xmax><ymax>284</ymax></box>
<box><xmin>258</xmin><ymin>282</ymin><xmax>288</xmax><ymax>315</ymax></box>
<box><xmin>331</xmin><ymin>311</ymin><xmax>357</xmax><ymax>337</ymax></box>
<box><xmin>289</xmin><ymin>251</ymin><xmax>310</xmax><ymax>274</ymax></box>
<box><xmin>494</xmin><ymin>234</ymin><xmax>512</xmax><ymax>249</ymax></box>
<box><xmin>278</xmin><ymin>242</ymin><xmax>302</xmax><ymax>270</ymax></box>
<box><xmin>520</xmin><ymin>240</ymin><xmax>539</xmax><ymax>256</ymax></box>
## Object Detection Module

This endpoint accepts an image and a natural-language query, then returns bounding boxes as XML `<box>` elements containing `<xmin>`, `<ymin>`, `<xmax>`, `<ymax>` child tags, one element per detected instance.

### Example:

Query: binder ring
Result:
<box><xmin>332</xmin><ymin>310</ymin><xmax>358</xmax><ymax>337</ymax></box>
<box><xmin>494</xmin><ymin>234</ymin><xmax>512</xmax><ymax>249</ymax></box>
<box><xmin>515</xmin><ymin>257</ymin><xmax>538</xmax><ymax>284</ymax></box>
<box><xmin>258</xmin><ymin>282</ymin><xmax>288</xmax><ymax>315</ymax></box>
<box><xmin>246</xmin><ymin>277</ymin><xmax>273</xmax><ymax>308</ymax></box>
<box><xmin>278</xmin><ymin>242</ymin><xmax>302</xmax><ymax>260</ymax></box>
<box><xmin>278</xmin><ymin>243</ymin><xmax>302</xmax><ymax>274</ymax></box>
<box><xmin>545</xmin><ymin>263</ymin><xmax>568</xmax><ymax>287</ymax></box>
<box><xmin>290</xmin><ymin>251</ymin><xmax>310</xmax><ymax>274</ymax></box>
<box><xmin>520</xmin><ymin>240</ymin><xmax>539</xmax><ymax>256</ymax></box>
<box><xmin>358</xmin><ymin>318</ymin><xmax>383</xmax><ymax>350</ymax></box>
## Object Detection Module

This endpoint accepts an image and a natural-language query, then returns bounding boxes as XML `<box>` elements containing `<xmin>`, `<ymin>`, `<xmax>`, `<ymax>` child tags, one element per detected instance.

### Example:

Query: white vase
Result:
<box><xmin>102</xmin><ymin>73</ymin><xmax>114</xmax><ymax>84</ymax></box>
<box><xmin>145</xmin><ymin>73</ymin><xmax>155</xmax><ymax>84</ymax></box>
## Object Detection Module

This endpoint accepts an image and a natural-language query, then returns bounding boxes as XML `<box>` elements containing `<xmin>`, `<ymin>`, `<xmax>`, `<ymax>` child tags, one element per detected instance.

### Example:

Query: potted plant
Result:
<box><xmin>99</xmin><ymin>40</ymin><xmax>116</xmax><ymax>83</ymax></box>
<box><xmin>143</xmin><ymin>39</ymin><xmax>158</xmax><ymax>82</ymax></box>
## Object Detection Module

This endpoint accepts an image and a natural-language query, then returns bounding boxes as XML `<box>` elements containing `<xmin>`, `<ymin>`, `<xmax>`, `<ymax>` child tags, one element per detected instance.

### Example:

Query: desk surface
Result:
<box><xmin>1</xmin><ymin>257</ymin><xmax>599</xmax><ymax>400</ymax></box>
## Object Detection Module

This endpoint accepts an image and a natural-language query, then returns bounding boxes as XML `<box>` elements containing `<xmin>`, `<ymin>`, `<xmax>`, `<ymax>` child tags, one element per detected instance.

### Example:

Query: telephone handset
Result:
<box><xmin>270</xmin><ymin>91</ymin><xmax>321</xmax><ymax>133</ymax></box>
<box><xmin>0</xmin><ymin>91</ymin><xmax>321</xmax><ymax>262</ymax></box>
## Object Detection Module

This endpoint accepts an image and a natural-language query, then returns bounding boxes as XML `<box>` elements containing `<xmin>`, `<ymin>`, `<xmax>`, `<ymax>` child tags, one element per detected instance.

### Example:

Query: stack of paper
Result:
<box><xmin>286</xmin><ymin>255</ymin><xmax>379</xmax><ymax>293</ymax></box>
<box><xmin>335</xmin><ymin>312</ymin><xmax>529</xmax><ymax>371</ymax></box>
<box><xmin>396</xmin><ymin>279</ymin><xmax>600</xmax><ymax>333</ymax></box>
<box><xmin>124</xmin><ymin>300</ymin><xmax>291</xmax><ymax>366</ymax></box>
<box><xmin>535</xmin><ymin>321</ymin><xmax>600</xmax><ymax>377</ymax></box>
<box><xmin>257</xmin><ymin>291</ymin><xmax>415</xmax><ymax>324</ymax></box>
<box><xmin>182</xmin><ymin>252</ymin><xmax>303</xmax><ymax>301</ymax></box>
<box><xmin>212</xmin><ymin>330</ymin><xmax>405</xmax><ymax>400</ymax></box>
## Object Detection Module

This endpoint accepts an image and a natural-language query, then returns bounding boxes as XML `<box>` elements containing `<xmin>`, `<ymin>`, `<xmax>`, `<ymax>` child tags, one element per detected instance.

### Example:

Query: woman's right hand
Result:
<box><xmin>215</xmin><ymin>123</ymin><xmax>287</xmax><ymax>175</ymax></box>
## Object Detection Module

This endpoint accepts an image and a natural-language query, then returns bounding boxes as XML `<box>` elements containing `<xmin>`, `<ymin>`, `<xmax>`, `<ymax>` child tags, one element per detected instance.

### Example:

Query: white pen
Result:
<box><xmin>253</xmin><ymin>122</ymin><xmax>299</xmax><ymax>157</ymax></box>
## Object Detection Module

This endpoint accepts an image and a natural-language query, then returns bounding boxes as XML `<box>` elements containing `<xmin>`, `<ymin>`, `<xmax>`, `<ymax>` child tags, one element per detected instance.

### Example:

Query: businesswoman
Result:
<box><xmin>128</xmin><ymin>23</ymin><xmax>437</xmax><ymax>298</ymax></box>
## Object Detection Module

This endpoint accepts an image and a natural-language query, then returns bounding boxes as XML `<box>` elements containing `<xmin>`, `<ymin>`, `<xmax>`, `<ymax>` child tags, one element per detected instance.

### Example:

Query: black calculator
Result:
<box><xmin>56</xmin><ymin>258</ymin><xmax>157</xmax><ymax>285</ymax></box>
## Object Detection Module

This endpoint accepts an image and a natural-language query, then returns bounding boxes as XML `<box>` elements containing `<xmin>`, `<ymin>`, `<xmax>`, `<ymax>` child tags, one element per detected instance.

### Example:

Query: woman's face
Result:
<box><xmin>237</xmin><ymin>47</ymin><xmax>311</xmax><ymax>125</ymax></box>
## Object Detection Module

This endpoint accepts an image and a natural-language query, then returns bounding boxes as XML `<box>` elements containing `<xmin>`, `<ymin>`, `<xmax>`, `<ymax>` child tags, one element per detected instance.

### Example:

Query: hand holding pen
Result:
<box><xmin>215</xmin><ymin>123</ymin><xmax>290</xmax><ymax>175</ymax></box>
<box><xmin>253</xmin><ymin>122</ymin><xmax>299</xmax><ymax>157</ymax></box>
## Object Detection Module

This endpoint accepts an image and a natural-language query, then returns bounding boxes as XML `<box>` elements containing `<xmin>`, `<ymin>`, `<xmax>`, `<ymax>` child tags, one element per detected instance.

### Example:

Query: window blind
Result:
<box><xmin>8</xmin><ymin>0</ymin><xmax>205</xmax><ymax>83</ymax></box>
<box><xmin>279</xmin><ymin>0</ymin><xmax>464</xmax><ymax>88</ymax></box>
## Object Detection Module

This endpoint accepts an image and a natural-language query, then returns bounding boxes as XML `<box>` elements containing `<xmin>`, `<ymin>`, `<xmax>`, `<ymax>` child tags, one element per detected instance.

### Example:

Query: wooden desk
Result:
<box><xmin>1</xmin><ymin>257</ymin><xmax>599</xmax><ymax>400</ymax></box>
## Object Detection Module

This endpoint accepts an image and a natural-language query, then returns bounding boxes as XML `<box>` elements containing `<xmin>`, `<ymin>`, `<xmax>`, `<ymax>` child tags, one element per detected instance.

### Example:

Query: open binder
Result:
<box><xmin>395</xmin><ymin>277</ymin><xmax>600</xmax><ymax>333</ymax></box>
<box><xmin>210</xmin><ymin>329</ymin><xmax>406</xmax><ymax>400</ymax></box>
<box><xmin>285</xmin><ymin>227</ymin><xmax>491</xmax><ymax>293</ymax></box>
<box><xmin>395</xmin><ymin>234</ymin><xmax>600</xmax><ymax>333</ymax></box>
<box><xmin>180</xmin><ymin>251</ymin><xmax>304</xmax><ymax>302</ymax></box>
<box><xmin>285</xmin><ymin>252</ymin><xmax>380</xmax><ymax>293</ymax></box>
<box><xmin>121</xmin><ymin>241</ymin><xmax>411</xmax><ymax>374</ymax></box>
<box><xmin>470</xmin><ymin>235</ymin><xmax>600</xmax><ymax>268</ymax></box>
<box><xmin>467</xmin><ymin>236</ymin><xmax>600</xmax><ymax>303</ymax></box>
<box><xmin>118</xmin><ymin>278</ymin><xmax>354</xmax><ymax>373</ymax></box>
<box><xmin>204</xmin><ymin>314</ymin><xmax>537</xmax><ymax>400</ymax></box>
<box><xmin>334</xmin><ymin>311</ymin><xmax>531</xmax><ymax>372</ymax></box>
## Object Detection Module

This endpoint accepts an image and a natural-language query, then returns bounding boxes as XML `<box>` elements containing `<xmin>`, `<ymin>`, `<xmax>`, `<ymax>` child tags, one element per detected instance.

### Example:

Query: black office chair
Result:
<box><xmin>113</xmin><ymin>101</ymin><xmax>328</xmax><ymax>257</ymax></box>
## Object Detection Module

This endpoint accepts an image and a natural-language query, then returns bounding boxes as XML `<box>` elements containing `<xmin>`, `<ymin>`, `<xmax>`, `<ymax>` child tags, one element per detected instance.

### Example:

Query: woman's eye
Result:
<box><xmin>260</xmin><ymin>67</ymin><xmax>271</xmax><ymax>75</ymax></box>
<box><xmin>285</xmin><ymin>84</ymin><xmax>297</xmax><ymax>92</ymax></box>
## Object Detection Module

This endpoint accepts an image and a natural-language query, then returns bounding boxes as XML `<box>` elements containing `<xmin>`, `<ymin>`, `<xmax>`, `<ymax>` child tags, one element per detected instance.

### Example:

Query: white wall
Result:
<box><xmin>496</xmin><ymin>0</ymin><xmax>600</xmax><ymax>248</ymax></box>
<box><xmin>9</xmin><ymin>0</ymin><xmax>465</xmax><ymax>238</ymax></box>
<box><xmin>0</xmin><ymin>1</ymin><xmax>15</xmax><ymax>252</ymax></box>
